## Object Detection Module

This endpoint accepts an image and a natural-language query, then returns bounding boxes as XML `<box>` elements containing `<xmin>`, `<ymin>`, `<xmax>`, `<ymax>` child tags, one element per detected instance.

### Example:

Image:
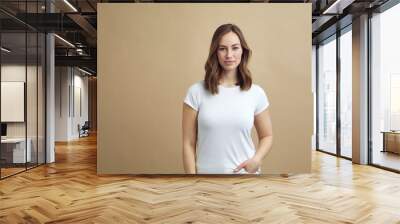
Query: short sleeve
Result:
<box><xmin>254</xmin><ymin>86</ymin><xmax>270</xmax><ymax>115</ymax></box>
<box><xmin>184</xmin><ymin>83</ymin><xmax>201</xmax><ymax>111</ymax></box>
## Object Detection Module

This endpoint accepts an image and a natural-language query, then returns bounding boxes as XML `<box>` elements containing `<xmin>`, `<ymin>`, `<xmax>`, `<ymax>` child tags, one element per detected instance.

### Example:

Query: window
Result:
<box><xmin>371</xmin><ymin>2</ymin><xmax>400</xmax><ymax>171</ymax></box>
<box><xmin>340</xmin><ymin>28</ymin><xmax>352</xmax><ymax>158</ymax></box>
<box><xmin>317</xmin><ymin>36</ymin><xmax>337</xmax><ymax>154</ymax></box>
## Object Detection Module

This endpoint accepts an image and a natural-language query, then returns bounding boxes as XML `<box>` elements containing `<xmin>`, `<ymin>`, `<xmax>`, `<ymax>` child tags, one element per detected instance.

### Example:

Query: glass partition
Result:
<box><xmin>371</xmin><ymin>4</ymin><xmax>400</xmax><ymax>171</ymax></box>
<box><xmin>0</xmin><ymin>1</ymin><xmax>46</xmax><ymax>179</ymax></box>
<box><xmin>317</xmin><ymin>35</ymin><xmax>337</xmax><ymax>155</ymax></box>
<box><xmin>0</xmin><ymin>31</ymin><xmax>28</xmax><ymax>177</ymax></box>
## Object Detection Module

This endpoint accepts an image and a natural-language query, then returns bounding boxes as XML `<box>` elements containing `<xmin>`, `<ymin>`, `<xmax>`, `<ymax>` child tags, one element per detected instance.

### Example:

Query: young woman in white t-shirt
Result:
<box><xmin>182</xmin><ymin>23</ymin><xmax>273</xmax><ymax>174</ymax></box>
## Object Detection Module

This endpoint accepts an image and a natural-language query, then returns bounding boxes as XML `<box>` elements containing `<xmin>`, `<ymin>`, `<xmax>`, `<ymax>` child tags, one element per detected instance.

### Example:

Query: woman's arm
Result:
<box><xmin>253</xmin><ymin>109</ymin><xmax>273</xmax><ymax>162</ymax></box>
<box><xmin>234</xmin><ymin>109</ymin><xmax>273</xmax><ymax>173</ymax></box>
<box><xmin>182</xmin><ymin>103</ymin><xmax>198</xmax><ymax>174</ymax></box>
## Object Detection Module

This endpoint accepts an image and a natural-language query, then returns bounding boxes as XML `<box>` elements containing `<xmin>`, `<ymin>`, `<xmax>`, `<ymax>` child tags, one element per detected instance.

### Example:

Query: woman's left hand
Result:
<box><xmin>233</xmin><ymin>157</ymin><xmax>261</xmax><ymax>174</ymax></box>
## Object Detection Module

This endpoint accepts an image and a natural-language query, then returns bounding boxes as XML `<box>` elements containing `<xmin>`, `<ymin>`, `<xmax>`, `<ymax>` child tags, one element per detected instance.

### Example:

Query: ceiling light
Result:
<box><xmin>323</xmin><ymin>0</ymin><xmax>341</xmax><ymax>14</ymax></box>
<box><xmin>63</xmin><ymin>0</ymin><xmax>78</xmax><ymax>12</ymax></box>
<box><xmin>54</xmin><ymin>34</ymin><xmax>75</xmax><ymax>48</ymax></box>
<box><xmin>1</xmin><ymin>47</ymin><xmax>11</xmax><ymax>53</ymax></box>
<box><xmin>322</xmin><ymin>0</ymin><xmax>354</xmax><ymax>14</ymax></box>
<box><xmin>77</xmin><ymin>67</ymin><xmax>93</xmax><ymax>76</ymax></box>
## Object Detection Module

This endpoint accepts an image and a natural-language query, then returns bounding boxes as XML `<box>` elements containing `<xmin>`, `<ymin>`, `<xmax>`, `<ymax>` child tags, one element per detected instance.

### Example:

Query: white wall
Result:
<box><xmin>55</xmin><ymin>66</ymin><xmax>70</xmax><ymax>141</ymax></box>
<box><xmin>1</xmin><ymin>65</ymin><xmax>26</xmax><ymax>81</ymax></box>
<box><xmin>55</xmin><ymin>67</ymin><xmax>89</xmax><ymax>141</ymax></box>
<box><xmin>1</xmin><ymin>65</ymin><xmax>36</xmax><ymax>137</ymax></box>
<box><xmin>1</xmin><ymin>65</ymin><xmax>27</xmax><ymax>141</ymax></box>
<box><xmin>72</xmin><ymin>73</ymin><xmax>89</xmax><ymax>138</ymax></box>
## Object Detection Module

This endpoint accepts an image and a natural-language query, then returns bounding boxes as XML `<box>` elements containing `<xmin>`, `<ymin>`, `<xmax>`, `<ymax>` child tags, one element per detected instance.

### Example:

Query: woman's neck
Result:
<box><xmin>219</xmin><ymin>70</ymin><xmax>238</xmax><ymax>86</ymax></box>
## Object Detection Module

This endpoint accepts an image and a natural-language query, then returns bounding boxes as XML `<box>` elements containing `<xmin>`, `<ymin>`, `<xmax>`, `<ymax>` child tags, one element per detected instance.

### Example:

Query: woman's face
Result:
<box><xmin>217</xmin><ymin>31</ymin><xmax>243</xmax><ymax>72</ymax></box>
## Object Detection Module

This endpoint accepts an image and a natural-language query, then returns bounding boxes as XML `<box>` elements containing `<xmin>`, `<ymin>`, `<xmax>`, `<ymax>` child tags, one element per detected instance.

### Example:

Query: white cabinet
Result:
<box><xmin>1</xmin><ymin>138</ymin><xmax>32</xmax><ymax>163</ymax></box>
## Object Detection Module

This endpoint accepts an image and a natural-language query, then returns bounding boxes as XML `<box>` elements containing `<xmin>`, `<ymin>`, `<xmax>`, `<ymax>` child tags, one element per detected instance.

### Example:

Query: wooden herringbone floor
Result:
<box><xmin>1</xmin><ymin>134</ymin><xmax>400</xmax><ymax>224</ymax></box>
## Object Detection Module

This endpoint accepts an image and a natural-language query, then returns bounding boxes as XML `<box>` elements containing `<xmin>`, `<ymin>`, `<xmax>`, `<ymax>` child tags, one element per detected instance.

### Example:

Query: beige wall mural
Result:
<box><xmin>98</xmin><ymin>3</ymin><xmax>312</xmax><ymax>174</ymax></box>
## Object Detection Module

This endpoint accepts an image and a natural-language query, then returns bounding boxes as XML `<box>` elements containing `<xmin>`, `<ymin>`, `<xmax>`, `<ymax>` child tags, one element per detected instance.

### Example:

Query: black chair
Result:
<box><xmin>79</xmin><ymin>121</ymin><xmax>90</xmax><ymax>138</ymax></box>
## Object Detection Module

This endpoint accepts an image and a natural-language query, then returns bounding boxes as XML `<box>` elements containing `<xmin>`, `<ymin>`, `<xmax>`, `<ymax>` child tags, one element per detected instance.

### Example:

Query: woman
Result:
<box><xmin>182</xmin><ymin>24</ymin><xmax>273</xmax><ymax>174</ymax></box>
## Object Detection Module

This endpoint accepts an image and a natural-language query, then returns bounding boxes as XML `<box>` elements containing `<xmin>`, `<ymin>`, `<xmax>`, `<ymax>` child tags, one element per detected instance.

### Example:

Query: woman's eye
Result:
<box><xmin>218</xmin><ymin>48</ymin><xmax>225</xmax><ymax>51</ymax></box>
<box><xmin>233</xmin><ymin>47</ymin><xmax>240</xmax><ymax>50</ymax></box>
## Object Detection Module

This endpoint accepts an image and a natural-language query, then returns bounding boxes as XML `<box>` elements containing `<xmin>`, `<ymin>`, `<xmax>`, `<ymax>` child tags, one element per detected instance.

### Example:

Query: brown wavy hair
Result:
<box><xmin>204</xmin><ymin>24</ymin><xmax>252</xmax><ymax>95</ymax></box>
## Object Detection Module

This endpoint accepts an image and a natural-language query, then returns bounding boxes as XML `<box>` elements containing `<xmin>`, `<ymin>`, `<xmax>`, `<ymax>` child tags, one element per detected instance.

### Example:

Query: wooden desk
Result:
<box><xmin>381</xmin><ymin>131</ymin><xmax>400</xmax><ymax>154</ymax></box>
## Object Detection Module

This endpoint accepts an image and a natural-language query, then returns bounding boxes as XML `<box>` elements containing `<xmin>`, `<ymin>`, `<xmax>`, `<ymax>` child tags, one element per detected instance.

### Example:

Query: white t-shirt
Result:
<box><xmin>184</xmin><ymin>80</ymin><xmax>270</xmax><ymax>174</ymax></box>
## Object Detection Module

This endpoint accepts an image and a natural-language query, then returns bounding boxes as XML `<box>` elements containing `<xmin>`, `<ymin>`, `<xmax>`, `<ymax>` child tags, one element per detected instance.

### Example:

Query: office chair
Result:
<box><xmin>79</xmin><ymin>121</ymin><xmax>90</xmax><ymax>138</ymax></box>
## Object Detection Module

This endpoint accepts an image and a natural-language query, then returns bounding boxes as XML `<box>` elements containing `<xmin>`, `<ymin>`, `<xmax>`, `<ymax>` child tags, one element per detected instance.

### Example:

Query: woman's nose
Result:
<box><xmin>226</xmin><ymin>49</ymin><xmax>233</xmax><ymax>58</ymax></box>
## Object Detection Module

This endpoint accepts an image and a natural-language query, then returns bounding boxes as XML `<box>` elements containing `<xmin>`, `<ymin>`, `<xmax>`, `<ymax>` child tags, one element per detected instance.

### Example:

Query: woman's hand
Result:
<box><xmin>233</xmin><ymin>156</ymin><xmax>262</xmax><ymax>174</ymax></box>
